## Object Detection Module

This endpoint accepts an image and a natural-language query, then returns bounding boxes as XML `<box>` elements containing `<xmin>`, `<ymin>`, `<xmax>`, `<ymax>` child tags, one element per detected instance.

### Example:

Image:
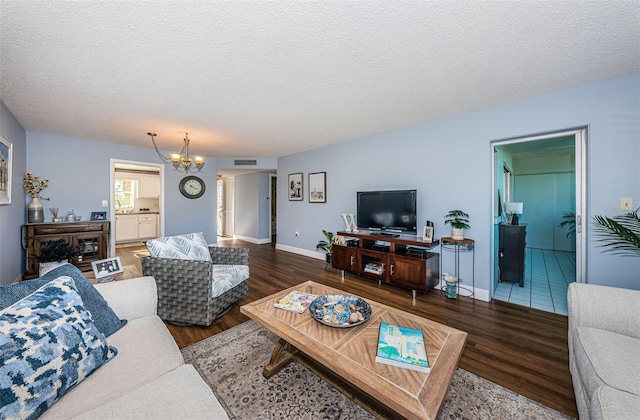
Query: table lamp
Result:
<box><xmin>505</xmin><ymin>202</ymin><xmax>523</xmax><ymax>225</ymax></box>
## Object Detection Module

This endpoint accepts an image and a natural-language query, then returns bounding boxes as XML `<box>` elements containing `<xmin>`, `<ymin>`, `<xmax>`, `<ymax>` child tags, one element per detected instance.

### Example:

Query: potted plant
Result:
<box><xmin>558</xmin><ymin>212</ymin><xmax>576</xmax><ymax>237</ymax></box>
<box><xmin>33</xmin><ymin>239</ymin><xmax>81</xmax><ymax>276</ymax></box>
<box><xmin>316</xmin><ymin>230</ymin><xmax>337</xmax><ymax>264</ymax></box>
<box><xmin>444</xmin><ymin>210</ymin><xmax>470</xmax><ymax>240</ymax></box>
<box><xmin>592</xmin><ymin>207</ymin><xmax>640</xmax><ymax>255</ymax></box>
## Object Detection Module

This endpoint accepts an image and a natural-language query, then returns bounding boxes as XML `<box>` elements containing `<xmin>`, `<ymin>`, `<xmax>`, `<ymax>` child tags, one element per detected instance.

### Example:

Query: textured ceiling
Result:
<box><xmin>1</xmin><ymin>1</ymin><xmax>639</xmax><ymax>159</ymax></box>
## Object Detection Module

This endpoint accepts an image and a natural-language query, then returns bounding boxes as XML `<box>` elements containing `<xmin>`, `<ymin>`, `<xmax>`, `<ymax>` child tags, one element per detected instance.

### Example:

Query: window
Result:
<box><xmin>115</xmin><ymin>178</ymin><xmax>137</xmax><ymax>208</ymax></box>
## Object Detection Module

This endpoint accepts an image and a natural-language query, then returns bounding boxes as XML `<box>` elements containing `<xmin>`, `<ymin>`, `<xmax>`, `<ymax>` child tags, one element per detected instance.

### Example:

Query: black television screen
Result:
<box><xmin>356</xmin><ymin>189</ymin><xmax>417</xmax><ymax>234</ymax></box>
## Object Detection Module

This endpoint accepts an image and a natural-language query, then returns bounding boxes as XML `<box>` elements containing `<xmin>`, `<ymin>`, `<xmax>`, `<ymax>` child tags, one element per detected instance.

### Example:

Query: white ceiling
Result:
<box><xmin>1</xmin><ymin>1</ymin><xmax>638</xmax><ymax>159</ymax></box>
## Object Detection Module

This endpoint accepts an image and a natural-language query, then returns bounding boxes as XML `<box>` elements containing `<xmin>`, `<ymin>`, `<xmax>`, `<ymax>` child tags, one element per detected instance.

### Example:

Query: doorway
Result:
<box><xmin>270</xmin><ymin>174</ymin><xmax>277</xmax><ymax>245</ymax></box>
<box><xmin>491</xmin><ymin>128</ymin><xmax>587</xmax><ymax>315</ymax></box>
<box><xmin>109</xmin><ymin>159</ymin><xmax>165</xmax><ymax>257</ymax></box>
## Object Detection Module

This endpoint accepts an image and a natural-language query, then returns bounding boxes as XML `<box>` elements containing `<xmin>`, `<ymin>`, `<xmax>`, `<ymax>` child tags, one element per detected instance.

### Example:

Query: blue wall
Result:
<box><xmin>277</xmin><ymin>72</ymin><xmax>640</xmax><ymax>293</ymax></box>
<box><xmin>26</xmin><ymin>132</ymin><xmax>219</xmax><ymax>243</ymax></box>
<box><xmin>0</xmin><ymin>101</ymin><xmax>27</xmax><ymax>284</ymax></box>
<box><xmin>234</xmin><ymin>171</ymin><xmax>270</xmax><ymax>243</ymax></box>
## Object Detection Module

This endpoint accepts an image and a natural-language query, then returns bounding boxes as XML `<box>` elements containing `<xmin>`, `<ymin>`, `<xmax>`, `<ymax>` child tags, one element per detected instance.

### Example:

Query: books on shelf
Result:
<box><xmin>375</xmin><ymin>322</ymin><xmax>430</xmax><ymax>373</ymax></box>
<box><xmin>274</xmin><ymin>290</ymin><xmax>319</xmax><ymax>314</ymax></box>
<box><xmin>363</xmin><ymin>262</ymin><xmax>383</xmax><ymax>275</ymax></box>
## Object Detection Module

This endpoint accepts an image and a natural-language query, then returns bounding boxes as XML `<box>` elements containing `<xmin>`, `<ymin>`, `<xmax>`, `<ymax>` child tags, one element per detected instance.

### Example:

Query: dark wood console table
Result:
<box><xmin>333</xmin><ymin>230</ymin><xmax>440</xmax><ymax>299</ymax></box>
<box><xmin>23</xmin><ymin>220</ymin><xmax>110</xmax><ymax>279</ymax></box>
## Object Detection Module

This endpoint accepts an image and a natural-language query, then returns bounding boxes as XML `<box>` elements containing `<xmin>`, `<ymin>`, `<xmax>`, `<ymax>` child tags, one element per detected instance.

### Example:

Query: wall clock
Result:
<box><xmin>179</xmin><ymin>176</ymin><xmax>205</xmax><ymax>199</ymax></box>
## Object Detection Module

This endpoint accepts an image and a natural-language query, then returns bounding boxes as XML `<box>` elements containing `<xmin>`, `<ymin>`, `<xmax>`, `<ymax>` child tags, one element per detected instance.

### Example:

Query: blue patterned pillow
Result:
<box><xmin>146</xmin><ymin>231</ymin><xmax>212</xmax><ymax>261</ymax></box>
<box><xmin>0</xmin><ymin>276</ymin><xmax>117</xmax><ymax>420</ymax></box>
<box><xmin>0</xmin><ymin>264</ymin><xmax>126</xmax><ymax>337</ymax></box>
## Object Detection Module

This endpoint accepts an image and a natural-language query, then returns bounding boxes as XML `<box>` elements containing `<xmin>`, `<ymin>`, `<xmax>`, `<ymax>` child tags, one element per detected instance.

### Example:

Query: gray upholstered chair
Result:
<box><xmin>141</xmin><ymin>246</ymin><xmax>249</xmax><ymax>326</ymax></box>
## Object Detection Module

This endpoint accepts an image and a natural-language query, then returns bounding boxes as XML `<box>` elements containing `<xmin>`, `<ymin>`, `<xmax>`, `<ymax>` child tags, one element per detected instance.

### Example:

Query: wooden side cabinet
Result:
<box><xmin>332</xmin><ymin>244</ymin><xmax>357</xmax><ymax>272</ymax></box>
<box><xmin>498</xmin><ymin>223</ymin><xmax>526</xmax><ymax>287</ymax></box>
<box><xmin>23</xmin><ymin>221</ymin><xmax>110</xmax><ymax>279</ymax></box>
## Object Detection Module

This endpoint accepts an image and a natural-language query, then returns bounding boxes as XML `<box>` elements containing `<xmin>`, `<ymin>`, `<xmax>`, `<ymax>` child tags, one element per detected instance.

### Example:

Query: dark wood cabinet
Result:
<box><xmin>332</xmin><ymin>230</ymin><xmax>439</xmax><ymax>296</ymax></box>
<box><xmin>23</xmin><ymin>221</ymin><xmax>110</xmax><ymax>279</ymax></box>
<box><xmin>498</xmin><ymin>224</ymin><xmax>526</xmax><ymax>287</ymax></box>
<box><xmin>331</xmin><ymin>244</ymin><xmax>357</xmax><ymax>272</ymax></box>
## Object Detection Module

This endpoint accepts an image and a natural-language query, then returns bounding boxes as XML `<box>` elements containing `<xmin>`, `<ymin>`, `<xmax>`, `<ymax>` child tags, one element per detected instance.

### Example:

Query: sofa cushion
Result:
<box><xmin>0</xmin><ymin>263</ymin><xmax>126</xmax><ymax>337</ymax></box>
<box><xmin>0</xmin><ymin>276</ymin><xmax>117</xmax><ymax>420</ymax></box>
<box><xmin>211</xmin><ymin>264</ymin><xmax>250</xmax><ymax>298</ymax></box>
<box><xmin>40</xmin><ymin>315</ymin><xmax>184</xmax><ymax>419</ymax></box>
<box><xmin>573</xmin><ymin>326</ymin><xmax>640</xmax><ymax>399</ymax></box>
<box><xmin>146</xmin><ymin>232</ymin><xmax>212</xmax><ymax>261</ymax></box>
<box><xmin>72</xmin><ymin>365</ymin><xmax>229</xmax><ymax>420</ymax></box>
<box><xmin>591</xmin><ymin>386</ymin><xmax>640</xmax><ymax>420</ymax></box>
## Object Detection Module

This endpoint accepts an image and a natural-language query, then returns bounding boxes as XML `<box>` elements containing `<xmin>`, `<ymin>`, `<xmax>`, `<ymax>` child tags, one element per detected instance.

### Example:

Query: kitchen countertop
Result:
<box><xmin>115</xmin><ymin>211</ymin><xmax>160</xmax><ymax>215</ymax></box>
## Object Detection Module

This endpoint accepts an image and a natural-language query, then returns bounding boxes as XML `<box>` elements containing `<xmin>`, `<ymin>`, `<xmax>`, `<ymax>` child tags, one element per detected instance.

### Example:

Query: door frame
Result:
<box><xmin>269</xmin><ymin>173</ymin><xmax>277</xmax><ymax>243</ymax></box>
<box><xmin>109</xmin><ymin>159</ymin><xmax>165</xmax><ymax>257</ymax></box>
<box><xmin>490</xmin><ymin>127</ymin><xmax>587</xmax><ymax>298</ymax></box>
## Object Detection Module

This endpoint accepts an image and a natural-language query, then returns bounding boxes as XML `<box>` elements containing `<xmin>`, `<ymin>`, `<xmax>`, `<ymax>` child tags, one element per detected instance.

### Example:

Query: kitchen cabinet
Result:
<box><xmin>137</xmin><ymin>214</ymin><xmax>157</xmax><ymax>239</ymax></box>
<box><xmin>115</xmin><ymin>213</ymin><xmax>158</xmax><ymax>242</ymax></box>
<box><xmin>138</xmin><ymin>174</ymin><xmax>160</xmax><ymax>197</ymax></box>
<box><xmin>115</xmin><ymin>215</ymin><xmax>138</xmax><ymax>242</ymax></box>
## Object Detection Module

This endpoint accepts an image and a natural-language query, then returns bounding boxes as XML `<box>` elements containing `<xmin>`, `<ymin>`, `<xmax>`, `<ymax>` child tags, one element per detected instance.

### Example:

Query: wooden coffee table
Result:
<box><xmin>240</xmin><ymin>281</ymin><xmax>467</xmax><ymax>419</ymax></box>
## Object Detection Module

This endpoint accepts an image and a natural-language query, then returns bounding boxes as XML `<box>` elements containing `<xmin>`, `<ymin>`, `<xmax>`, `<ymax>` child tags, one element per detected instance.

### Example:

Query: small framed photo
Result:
<box><xmin>308</xmin><ymin>172</ymin><xmax>326</xmax><ymax>203</ymax></box>
<box><xmin>91</xmin><ymin>257</ymin><xmax>123</xmax><ymax>282</ymax></box>
<box><xmin>0</xmin><ymin>135</ymin><xmax>13</xmax><ymax>205</ymax></box>
<box><xmin>91</xmin><ymin>211</ymin><xmax>107</xmax><ymax>220</ymax></box>
<box><xmin>288</xmin><ymin>172</ymin><xmax>303</xmax><ymax>201</ymax></box>
<box><xmin>422</xmin><ymin>226</ymin><xmax>434</xmax><ymax>243</ymax></box>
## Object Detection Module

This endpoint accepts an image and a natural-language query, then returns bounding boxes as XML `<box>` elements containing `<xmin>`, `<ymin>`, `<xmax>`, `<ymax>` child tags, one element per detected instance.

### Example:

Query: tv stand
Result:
<box><xmin>333</xmin><ymin>230</ymin><xmax>440</xmax><ymax>298</ymax></box>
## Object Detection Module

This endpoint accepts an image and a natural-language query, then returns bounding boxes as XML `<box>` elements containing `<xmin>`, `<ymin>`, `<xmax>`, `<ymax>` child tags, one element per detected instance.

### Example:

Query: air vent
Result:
<box><xmin>234</xmin><ymin>159</ymin><xmax>257</xmax><ymax>166</ymax></box>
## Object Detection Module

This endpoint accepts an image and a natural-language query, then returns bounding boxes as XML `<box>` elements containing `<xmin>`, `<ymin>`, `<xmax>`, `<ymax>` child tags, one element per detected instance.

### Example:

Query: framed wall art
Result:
<box><xmin>288</xmin><ymin>172</ymin><xmax>303</xmax><ymax>201</ymax></box>
<box><xmin>308</xmin><ymin>172</ymin><xmax>326</xmax><ymax>203</ymax></box>
<box><xmin>0</xmin><ymin>135</ymin><xmax>13</xmax><ymax>205</ymax></box>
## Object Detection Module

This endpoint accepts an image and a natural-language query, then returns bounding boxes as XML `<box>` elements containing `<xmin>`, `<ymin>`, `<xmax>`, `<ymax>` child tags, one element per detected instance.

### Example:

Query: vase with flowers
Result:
<box><xmin>24</xmin><ymin>172</ymin><xmax>49</xmax><ymax>223</ymax></box>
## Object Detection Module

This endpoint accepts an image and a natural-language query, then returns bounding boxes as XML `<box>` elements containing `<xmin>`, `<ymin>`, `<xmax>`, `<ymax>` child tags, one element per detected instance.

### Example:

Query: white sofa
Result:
<box><xmin>567</xmin><ymin>282</ymin><xmax>640</xmax><ymax>420</ymax></box>
<box><xmin>39</xmin><ymin>276</ymin><xmax>228</xmax><ymax>419</ymax></box>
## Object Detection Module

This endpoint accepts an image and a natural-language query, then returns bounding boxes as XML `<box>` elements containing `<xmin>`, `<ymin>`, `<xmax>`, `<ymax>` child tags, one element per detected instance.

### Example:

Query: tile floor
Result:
<box><xmin>493</xmin><ymin>248</ymin><xmax>576</xmax><ymax>316</ymax></box>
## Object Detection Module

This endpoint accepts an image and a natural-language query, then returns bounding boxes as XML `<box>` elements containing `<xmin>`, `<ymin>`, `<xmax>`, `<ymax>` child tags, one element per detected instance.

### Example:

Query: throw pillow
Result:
<box><xmin>146</xmin><ymin>231</ymin><xmax>212</xmax><ymax>261</ymax></box>
<box><xmin>0</xmin><ymin>264</ymin><xmax>126</xmax><ymax>337</ymax></box>
<box><xmin>0</xmin><ymin>276</ymin><xmax>118</xmax><ymax>420</ymax></box>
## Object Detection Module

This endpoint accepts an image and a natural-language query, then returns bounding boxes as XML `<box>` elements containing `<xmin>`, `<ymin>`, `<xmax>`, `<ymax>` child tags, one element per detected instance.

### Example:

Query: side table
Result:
<box><xmin>440</xmin><ymin>237</ymin><xmax>475</xmax><ymax>302</ymax></box>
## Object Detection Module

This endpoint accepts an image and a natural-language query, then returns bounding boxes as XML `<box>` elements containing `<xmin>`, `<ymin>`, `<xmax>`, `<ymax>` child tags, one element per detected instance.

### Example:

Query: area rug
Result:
<box><xmin>181</xmin><ymin>320</ymin><xmax>572</xmax><ymax>419</ymax></box>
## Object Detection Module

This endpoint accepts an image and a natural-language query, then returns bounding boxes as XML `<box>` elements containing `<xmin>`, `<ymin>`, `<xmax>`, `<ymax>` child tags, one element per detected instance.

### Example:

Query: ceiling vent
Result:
<box><xmin>234</xmin><ymin>159</ymin><xmax>257</xmax><ymax>166</ymax></box>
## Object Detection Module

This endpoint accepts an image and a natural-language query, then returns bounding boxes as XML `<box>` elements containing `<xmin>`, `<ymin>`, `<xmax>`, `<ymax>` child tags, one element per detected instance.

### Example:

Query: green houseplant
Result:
<box><xmin>33</xmin><ymin>239</ymin><xmax>81</xmax><ymax>276</ymax></box>
<box><xmin>316</xmin><ymin>230</ymin><xmax>337</xmax><ymax>263</ymax></box>
<box><xmin>444</xmin><ymin>210</ymin><xmax>470</xmax><ymax>240</ymax></box>
<box><xmin>592</xmin><ymin>207</ymin><xmax>640</xmax><ymax>255</ymax></box>
<box><xmin>558</xmin><ymin>212</ymin><xmax>576</xmax><ymax>237</ymax></box>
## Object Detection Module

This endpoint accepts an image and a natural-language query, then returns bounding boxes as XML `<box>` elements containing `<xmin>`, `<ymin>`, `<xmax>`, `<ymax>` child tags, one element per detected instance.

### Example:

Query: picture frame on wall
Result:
<box><xmin>308</xmin><ymin>172</ymin><xmax>326</xmax><ymax>203</ymax></box>
<box><xmin>0</xmin><ymin>135</ymin><xmax>13</xmax><ymax>205</ymax></box>
<box><xmin>288</xmin><ymin>172</ymin><xmax>303</xmax><ymax>201</ymax></box>
<box><xmin>422</xmin><ymin>226</ymin><xmax>434</xmax><ymax>243</ymax></box>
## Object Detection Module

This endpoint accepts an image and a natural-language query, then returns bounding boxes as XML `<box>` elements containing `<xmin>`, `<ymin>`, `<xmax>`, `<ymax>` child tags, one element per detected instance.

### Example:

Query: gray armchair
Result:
<box><xmin>141</xmin><ymin>247</ymin><xmax>249</xmax><ymax>326</ymax></box>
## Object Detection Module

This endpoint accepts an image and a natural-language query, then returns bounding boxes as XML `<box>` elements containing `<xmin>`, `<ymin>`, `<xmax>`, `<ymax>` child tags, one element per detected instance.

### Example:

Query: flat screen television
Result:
<box><xmin>356</xmin><ymin>189</ymin><xmax>417</xmax><ymax>234</ymax></box>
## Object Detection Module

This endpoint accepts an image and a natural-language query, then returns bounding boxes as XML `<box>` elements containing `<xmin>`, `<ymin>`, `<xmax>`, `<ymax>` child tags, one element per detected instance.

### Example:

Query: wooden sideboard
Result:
<box><xmin>333</xmin><ymin>230</ymin><xmax>440</xmax><ymax>298</ymax></box>
<box><xmin>23</xmin><ymin>220</ymin><xmax>110</xmax><ymax>279</ymax></box>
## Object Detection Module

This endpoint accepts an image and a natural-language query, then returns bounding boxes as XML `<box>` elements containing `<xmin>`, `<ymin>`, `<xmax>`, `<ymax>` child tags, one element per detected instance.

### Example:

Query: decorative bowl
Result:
<box><xmin>309</xmin><ymin>294</ymin><xmax>372</xmax><ymax>328</ymax></box>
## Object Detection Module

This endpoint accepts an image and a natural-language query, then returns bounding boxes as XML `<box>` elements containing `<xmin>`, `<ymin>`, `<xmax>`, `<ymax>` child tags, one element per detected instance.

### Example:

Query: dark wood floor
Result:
<box><xmin>117</xmin><ymin>239</ymin><xmax>578</xmax><ymax>418</ymax></box>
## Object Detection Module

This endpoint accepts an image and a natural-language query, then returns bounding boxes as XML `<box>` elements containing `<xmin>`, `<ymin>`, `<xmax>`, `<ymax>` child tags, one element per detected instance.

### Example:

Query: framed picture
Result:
<box><xmin>0</xmin><ymin>135</ymin><xmax>13</xmax><ymax>205</ymax></box>
<box><xmin>308</xmin><ymin>172</ymin><xmax>326</xmax><ymax>203</ymax></box>
<box><xmin>91</xmin><ymin>211</ymin><xmax>107</xmax><ymax>220</ymax></box>
<box><xmin>91</xmin><ymin>256</ymin><xmax>123</xmax><ymax>283</ymax></box>
<box><xmin>422</xmin><ymin>226</ymin><xmax>434</xmax><ymax>243</ymax></box>
<box><xmin>288</xmin><ymin>173</ymin><xmax>303</xmax><ymax>201</ymax></box>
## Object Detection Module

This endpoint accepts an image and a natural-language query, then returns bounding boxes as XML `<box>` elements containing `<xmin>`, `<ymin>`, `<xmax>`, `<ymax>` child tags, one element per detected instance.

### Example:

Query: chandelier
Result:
<box><xmin>148</xmin><ymin>132</ymin><xmax>205</xmax><ymax>173</ymax></box>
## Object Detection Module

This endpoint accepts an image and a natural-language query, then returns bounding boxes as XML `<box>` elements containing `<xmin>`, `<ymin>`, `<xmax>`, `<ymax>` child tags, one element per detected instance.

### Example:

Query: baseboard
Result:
<box><xmin>234</xmin><ymin>235</ymin><xmax>272</xmax><ymax>245</ymax></box>
<box><xmin>275</xmin><ymin>243</ymin><xmax>325</xmax><ymax>260</ymax></box>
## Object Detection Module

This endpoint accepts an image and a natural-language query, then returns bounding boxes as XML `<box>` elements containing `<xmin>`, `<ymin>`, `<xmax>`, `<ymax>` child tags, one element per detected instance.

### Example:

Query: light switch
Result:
<box><xmin>620</xmin><ymin>198</ymin><xmax>633</xmax><ymax>211</ymax></box>
<box><xmin>102</xmin><ymin>200</ymin><xmax>108</xmax><ymax>207</ymax></box>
